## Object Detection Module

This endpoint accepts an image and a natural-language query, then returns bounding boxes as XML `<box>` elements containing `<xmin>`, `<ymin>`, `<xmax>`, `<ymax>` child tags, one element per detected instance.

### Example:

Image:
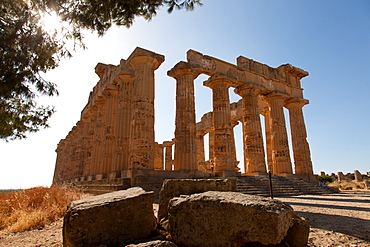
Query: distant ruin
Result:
<box><xmin>53</xmin><ymin>47</ymin><xmax>316</xmax><ymax>188</ymax></box>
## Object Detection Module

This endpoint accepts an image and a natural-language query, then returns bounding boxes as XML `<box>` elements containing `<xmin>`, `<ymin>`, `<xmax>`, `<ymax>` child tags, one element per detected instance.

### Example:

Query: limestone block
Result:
<box><xmin>168</xmin><ymin>191</ymin><xmax>294</xmax><ymax>246</ymax></box>
<box><xmin>63</xmin><ymin>187</ymin><xmax>156</xmax><ymax>247</ymax></box>
<box><xmin>157</xmin><ymin>178</ymin><xmax>236</xmax><ymax>223</ymax></box>
<box><xmin>283</xmin><ymin>214</ymin><xmax>310</xmax><ymax>247</ymax></box>
<box><xmin>126</xmin><ymin>240</ymin><xmax>177</xmax><ymax>247</ymax></box>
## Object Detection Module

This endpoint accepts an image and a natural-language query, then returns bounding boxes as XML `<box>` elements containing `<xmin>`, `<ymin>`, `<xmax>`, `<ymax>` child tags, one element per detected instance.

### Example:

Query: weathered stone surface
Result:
<box><xmin>126</xmin><ymin>240</ymin><xmax>177</xmax><ymax>247</ymax></box>
<box><xmin>157</xmin><ymin>179</ymin><xmax>236</xmax><ymax>223</ymax></box>
<box><xmin>168</xmin><ymin>191</ymin><xmax>294</xmax><ymax>246</ymax></box>
<box><xmin>63</xmin><ymin>187</ymin><xmax>156</xmax><ymax>247</ymax></box>
<box><xmin>283</xmin><ymin>214</ymin><xmax>310</xmax><ymax>247</ymax></box>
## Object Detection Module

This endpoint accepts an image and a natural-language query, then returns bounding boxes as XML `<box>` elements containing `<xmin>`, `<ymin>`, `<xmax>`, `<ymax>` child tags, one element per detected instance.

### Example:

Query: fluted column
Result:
<box><xmin>285</xmin><ymin>98</ymin><xmax>313</xmax><ymax>175</ymax></box>
<box><xmin>91</xmin><ymin>97</ymin><xmax>107</xmax><ymax>175</ymax></box>
<box><xmin>168</xmin><ymin>62</ymin><xmax>200</xmax><ymax>170</ymax></box>
<box><xmin>127</xmin><ymin>49</ymin><xmax>164</xmax><ymax>169</ymax></box>
<box><xmin>264</xmin><ymin>93</ymin><xmax>292</xmax><ymax>175</ymax></box>
<box><xmin>235</xmin><ymin>86</ymin><xmax>266</xmax><ymax>174</ymax></box>
<box><xmin>102</xmin><ymin>88</ymin><xmax>118</xmax><ymax>174</ymax></box>
<box><xmin>196</xmin><ymin>130</ymin><xmax>206</xmax><ymax>164</ymax></box>
<box><xmin>204</xmin><ymin>76</ymin><xmax>236</xmax><ymax>172</ymax></box>
<box><xmin>81</xmin><ymin>114</ymin><xmax>94</xmax><ymax>177</ymax></box>
<box><xmin>208</xmin><ymin>127</ymin><xmax>215</xmax><ymax>163</ymax></box>
<box><xmin>112</xmin><ymin>72</ymin><xmax>134</xmax><ymax>172</ymax></box>
<box><xmin>261</xmin><ymin>108</ymin><xmax>273</xmax><ymax>173</ymax></box>
<box><xmin>231</xmin><ymin>120</ymin><xmax>240</xmax><ymax>171</ymax></box>
<box><xmin>163</xmin><ymin>141</ymin><xmax>174</xmax><ymax>170</ymax></box>
<box><xmin>154</xmin><ymin>143</ymin><xmax>164</xmax><ymax>170</ymax></box>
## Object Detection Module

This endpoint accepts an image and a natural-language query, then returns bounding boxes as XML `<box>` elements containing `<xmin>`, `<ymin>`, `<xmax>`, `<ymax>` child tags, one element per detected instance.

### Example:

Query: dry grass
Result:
<box><xmin>328</xmin><ymin>180</ymin><xmax>370</xmax><ymax>191</ymax></box>
<box><xmin>0</xmin><ymin>186</ymin><xmax>90</xmax><ymax>237</ymax></box>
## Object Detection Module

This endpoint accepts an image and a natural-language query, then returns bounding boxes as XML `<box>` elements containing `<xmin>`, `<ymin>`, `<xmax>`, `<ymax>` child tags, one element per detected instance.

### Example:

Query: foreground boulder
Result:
<box><xmin>283</xmin><ymin>213</ymin><xmax>310</xmax><ymax>247</ymax></box>
<box><xmin>168</xmin><ymin>191</ymin><xmax>294</xmax><ymax>246</ymax></box>
<box><xmin>158</xmin><ymin>178</ymin><xmax>236</xmax><ymax>223</ymax></box>
<box><xmin>63</xmin><ymin>187</ymin><xmax>156</xmax><ymax>247</ymax></box>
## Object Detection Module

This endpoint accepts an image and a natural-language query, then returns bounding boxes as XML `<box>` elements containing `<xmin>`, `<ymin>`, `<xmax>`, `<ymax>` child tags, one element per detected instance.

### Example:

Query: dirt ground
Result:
<box><xmin>0</xmin><ymin>191</ymin><xmax>369</xmax><ymax>247</ymax></box>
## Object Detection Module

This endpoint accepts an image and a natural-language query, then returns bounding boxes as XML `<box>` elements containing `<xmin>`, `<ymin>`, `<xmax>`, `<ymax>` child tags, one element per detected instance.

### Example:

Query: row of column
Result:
<box><xmin>168</xmin><ymin>61</ymin><xmax>313</xmax><ymax>176</ymax></box>
<box><xmin>154</xmin><ymin>141</ymin><xmax>174</xmax><ymax>170</ymax></box>
<box><xmin>53</xmin><ymin>48</ymin><xmax>165</xmax><ymax>184</ymax></box>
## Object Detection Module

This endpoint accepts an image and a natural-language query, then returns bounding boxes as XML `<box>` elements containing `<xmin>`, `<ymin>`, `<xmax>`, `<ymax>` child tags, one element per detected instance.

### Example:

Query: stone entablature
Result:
<box><xmin>53</xmin><ymin>47</ymin><xmax>315</xmax><ymax>185</ymax></box>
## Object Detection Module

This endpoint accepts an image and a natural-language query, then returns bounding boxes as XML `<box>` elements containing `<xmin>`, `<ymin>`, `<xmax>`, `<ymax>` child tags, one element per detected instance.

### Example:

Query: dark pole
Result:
<box><xmin>268</xmin><ymin>171</ymin><xmax>274</xmax><ymax>199</ymax></box>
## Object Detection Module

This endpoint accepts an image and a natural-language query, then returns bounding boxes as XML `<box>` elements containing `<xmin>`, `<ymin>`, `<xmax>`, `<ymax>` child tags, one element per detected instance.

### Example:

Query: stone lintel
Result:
<box><xmin>126</xmin><ymin>47</ymin><xmax>165</xmax><ymax>70</ymax></box>
<box><xmin>188</xmin><ymin>50</ymin><xmax>307</xmax><ymax>98</ymax></box>
<box><xmin>167</xmin><ymin>61</ymin><xmax>200</xmax><ymax>79</ymax></box>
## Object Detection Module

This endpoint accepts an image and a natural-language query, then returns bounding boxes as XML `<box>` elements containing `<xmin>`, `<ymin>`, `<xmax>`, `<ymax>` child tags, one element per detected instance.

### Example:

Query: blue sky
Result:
<box><xmin>1</xmin><ymin>0</ymin><xmax>370</xmax><ymax>189</ymax></box>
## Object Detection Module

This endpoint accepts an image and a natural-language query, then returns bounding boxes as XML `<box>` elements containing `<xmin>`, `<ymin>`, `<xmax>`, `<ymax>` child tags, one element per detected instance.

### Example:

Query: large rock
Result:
<box><xmin>158</xmin><ymin>178</ymin><xmax>236</xmax><ymax>222</ymax></box>
<box><xmin>283</xmin><ymin>214</ymin><xmax>310</xmax><ymax>247</ymax></box>
<box><xmin>63</xmin><ymin>187</ymin><xmax>156</xmax><ymax>247</ymax></box>
<box><xmin>168</xmin><ymin>191</ymin><xmax>294</xmax><ymax>246</ymax></box>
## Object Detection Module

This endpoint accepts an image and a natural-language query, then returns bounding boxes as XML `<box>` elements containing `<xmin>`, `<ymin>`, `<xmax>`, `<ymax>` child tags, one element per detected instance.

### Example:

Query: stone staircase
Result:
<box><xmin>76</xmin><ymin>178</ymin><xmax>131</xmax><ymax>195</ymax></box>
<box><xmin>236</xmin><ymin>175</ymin><xmax>339</xmax><ymax>197</ymax></box>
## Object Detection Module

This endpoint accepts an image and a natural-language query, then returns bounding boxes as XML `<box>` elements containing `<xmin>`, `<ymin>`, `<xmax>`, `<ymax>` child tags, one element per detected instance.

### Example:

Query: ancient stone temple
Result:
<box><xmin>53</xmin><ymin>47</ymin><xmax>316</xmax><ymax>190</ymax></box>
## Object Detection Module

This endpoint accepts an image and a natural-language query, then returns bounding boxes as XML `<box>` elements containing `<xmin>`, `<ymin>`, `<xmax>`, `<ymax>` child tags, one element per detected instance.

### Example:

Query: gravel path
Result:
<box><xmin>0</xmin><ymin>191</ymin><xmax>369</xmax><ymax>247</ymax></box>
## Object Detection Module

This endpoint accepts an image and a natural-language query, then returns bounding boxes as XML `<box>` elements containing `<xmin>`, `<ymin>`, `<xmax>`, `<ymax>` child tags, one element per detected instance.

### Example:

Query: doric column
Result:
<box><xmin>196</xmin><ymin>130</ymin><xmax>205</xmax><ymax>164</ymax></box>
<box><xmin>264</xmin><ymin>92</ymin><xmax>292</xmax><ymax>175</ymax></box>
<box><xmin>261</xmin><ymin>108</ymin><xmax>273</xmax><ymax>173</ymax></box>
<box><xmin>154</xmin><ymin>143</ymin><xmax>165</xmax><ymax>170</ymax></box>
<box><xmin>163</xmin><ymin>141</ymin><xmax>174</xmax><ymax>170</ymax></box>
<box><xmin>53</xmin><ymin>140</ymin><xmax>66</xmax><ymax>184</ymax></box>
<box><xmin>204</xmin><ymin>76</ymin><xmax>236</xmax><ymax>172</ymax></box>
<box><xmin>102</xmin><ymin>88</ymin><xmax>119</xmax><ymax>174</ymax></box>
<box><xmin>127</xmin><ymin>48</ymin><xmax>164</xmax><ymax>169</ymax></box>
<box><xmin>81</xmin><ymin>114</ymin><xmax>94</xmax><ymax>177</ymax></box>
<box><xmin>285</xmin><ymin>98</ymin><xmax>313</xmax><ymax>175</ymax></box>
<box><xmin>235</xmin><ymin>86</ymin><xmax>266</xmax><ymax>174</ymax></box>
<box><xmin>231</xmin><ymin>120</ymin><xmax>240</xmax><ymax>171</ymax></box>
<box><xmin>168</xmin><ymin>62</ymin><xmax>200</xmax><ymax>170</ymax></box>
<box><xmin>208</xmin><ymin>127</ymin><xmax>215</xmax><ymax>163</ymax></box>
<box><xmin>91</xmin><ymin>97</ymin><xmax>107</xmax><ymax>175</ymax></box>
<box><xmin>112</xmin><ymin>70</ymin><xmax>134</xmax><ymax>172</ymax></box>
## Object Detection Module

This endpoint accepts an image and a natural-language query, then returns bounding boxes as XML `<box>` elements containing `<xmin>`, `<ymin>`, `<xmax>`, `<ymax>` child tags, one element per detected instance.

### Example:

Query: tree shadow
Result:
<box><xmin>294</xmin><ymin>211</ymin><xmax>370</xmax><ymax>242</ymax></box>
<box><xmin>286</xmin><ymin>201</ymin><xmax>370</xmax><ymax>212</ymax></box>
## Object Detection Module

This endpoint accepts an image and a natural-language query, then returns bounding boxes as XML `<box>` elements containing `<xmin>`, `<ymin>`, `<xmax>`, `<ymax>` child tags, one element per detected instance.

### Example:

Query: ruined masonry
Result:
<box><xmin>53</xmin><ymin>47</ymin><xmax>316</xmax><ymax>189</ymax></box>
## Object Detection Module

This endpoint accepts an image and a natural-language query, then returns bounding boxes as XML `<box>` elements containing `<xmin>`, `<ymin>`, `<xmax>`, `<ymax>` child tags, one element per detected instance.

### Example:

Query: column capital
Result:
<box><xmin>203</xmin><ymin>75</ymin><xmax>240</xmax><ymax>89</ymax></box>
<box><xmin>126</xmin><ymin>47</ymin><xmax>165</xmax><ymax>70</ymax></box>
<box><xmin>162</xmin><ymin>140</ymin><xmax>174</xmax><ymax>147</ymax></box>
<box><xmin>263</xmin><ymin>91</ymin><xmax>289</xmax><ymax>103</ymax></box>
<box><xmin>284</xmin><ymin>97</ymin><xmax>309</xmax><ymax>108</ymax></box>
<box><xmin>167</xmin><ymin>61</ymin><xmax>200</xmax><ymax>80</ymax></box>
<box><xmin>234</xmin><ymin>82</ymin><xmax>266</xmax><ymax>96</ymax></box>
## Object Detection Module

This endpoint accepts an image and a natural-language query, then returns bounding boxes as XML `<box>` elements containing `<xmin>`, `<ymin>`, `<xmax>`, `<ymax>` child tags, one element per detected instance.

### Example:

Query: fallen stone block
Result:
<box><xmin>283</xmin><ymin>213</ymin><xmax>310</xmax><ymax>247</ymax></box>
<box><xmin>63</xmin><ymin>187</ymin><xmax>156</xmax><ymax>247</ymax></box>
<box><xmin>158</xmin><ymin>178</ymin><xmax>236</xmax><ymax>223</ymax></box>
<box><xmin>168</xmin><ymin>191</ymin><xmax>294</xmax><ymax>246</ymax></box>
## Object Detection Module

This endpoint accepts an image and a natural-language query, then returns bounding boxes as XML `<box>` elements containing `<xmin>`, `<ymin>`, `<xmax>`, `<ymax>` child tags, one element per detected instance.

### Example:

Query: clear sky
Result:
<box><xmin>1</xmin><ymin>0</ymin><xmax>370</xmax><ymax>189</ymax></box>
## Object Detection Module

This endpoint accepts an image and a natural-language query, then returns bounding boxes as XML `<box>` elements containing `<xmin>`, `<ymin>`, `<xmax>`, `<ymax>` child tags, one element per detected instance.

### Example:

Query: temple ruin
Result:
<box><xmin>52</xmin><ymin>47</ymin><xmax>316</xmax><ymax>191</ymax></box>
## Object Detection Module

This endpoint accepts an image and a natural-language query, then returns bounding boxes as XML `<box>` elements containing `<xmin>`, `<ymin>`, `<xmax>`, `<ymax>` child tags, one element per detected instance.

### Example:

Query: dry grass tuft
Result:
<box><xmin>328</xmin><ymin>180</ymin><xmax>370</xmax><ymax>191</ymax></box>
<box><xmin>0</xmin><ymin>186</ymin><xmax>90</xmax><ymax>237</ymax></box>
